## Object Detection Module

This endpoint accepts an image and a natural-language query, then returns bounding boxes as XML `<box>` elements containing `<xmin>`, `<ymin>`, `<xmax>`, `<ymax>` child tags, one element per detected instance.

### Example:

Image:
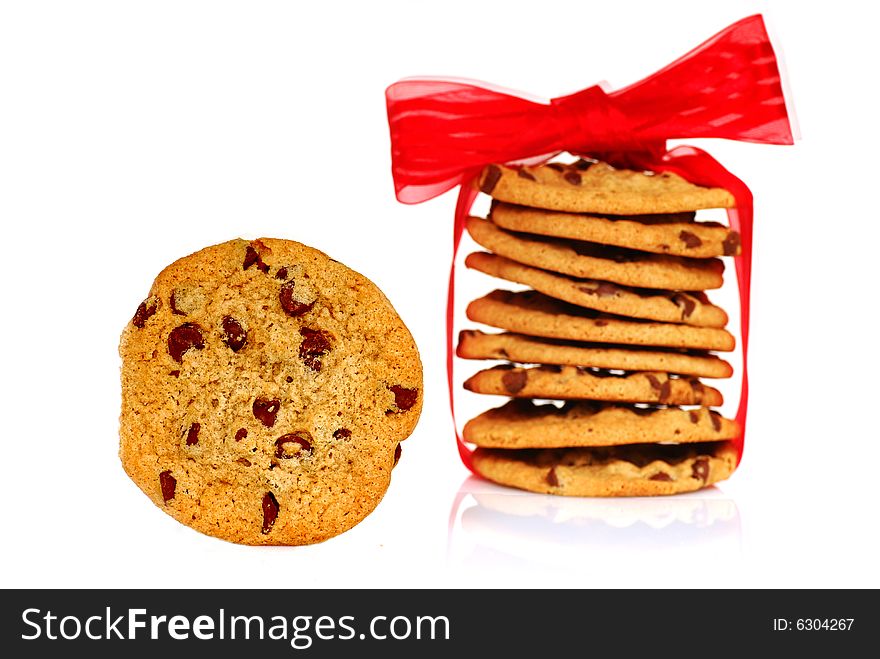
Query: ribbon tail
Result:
<box><xmin>448</xmin><ymin>182</ymin><xmax>479</xmax><ymax>473</ymax></box>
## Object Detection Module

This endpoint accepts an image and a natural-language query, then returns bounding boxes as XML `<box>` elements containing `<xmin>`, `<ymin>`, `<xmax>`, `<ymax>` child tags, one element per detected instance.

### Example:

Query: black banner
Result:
<box><xmin>1</xmin><ymin>589</ymin><xmax>873</xmax><ymax>656</ymax></box>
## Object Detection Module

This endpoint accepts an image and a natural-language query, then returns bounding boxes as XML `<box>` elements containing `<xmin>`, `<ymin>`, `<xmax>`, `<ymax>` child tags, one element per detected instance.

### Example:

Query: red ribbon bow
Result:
<box><xmin>386</xmin><ymin>14</ymin><xmax>794</xmax><ymax>472</ymax></box>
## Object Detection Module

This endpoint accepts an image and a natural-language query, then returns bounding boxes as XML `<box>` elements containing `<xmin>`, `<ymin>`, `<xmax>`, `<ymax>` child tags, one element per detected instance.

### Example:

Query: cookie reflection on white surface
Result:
<box><xmin>448</xmin><ymin>475</ymin><xmax>742</xmax><ymax>581</ymax></box>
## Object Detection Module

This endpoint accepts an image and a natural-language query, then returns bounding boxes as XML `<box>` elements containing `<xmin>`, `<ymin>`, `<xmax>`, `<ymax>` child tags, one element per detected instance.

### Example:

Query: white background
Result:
<box><xmin>2</xmin><ymin>0</ymin><xmax>878</xmax><ymax>589</ymax></box>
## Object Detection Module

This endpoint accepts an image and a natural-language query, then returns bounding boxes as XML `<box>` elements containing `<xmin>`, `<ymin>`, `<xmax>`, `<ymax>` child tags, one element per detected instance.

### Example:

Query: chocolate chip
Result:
<box><xmin>546</xmin><ymin>163</ymin><xmax>565</xmax><ymax>172</ymax></box>
<box><xmin>132</xmin><ymin>297</ymin><xmax>158</xmax><ymax>328</ymax></box>
<box><xmin>688</xmin><ymin>379</ymin><xmax>704</xmax><ymax>402</ymax></box>
<box><xmin>723</xmin><ymin>231</ymin><xmax>741</xmax><ymax>256</ymax></box>
<box><xmin>563</xmin><ymin>171</ymin><xmax>582</xmax><ymax>185</ymax></box>
<box><xmin>236</xmin><ymin>458</ymin><xmax>251</xmax><ymax>467</ymax></box>
<box><xmin>299</xmin><ymin>327</ymin><xmax>332</xmax><ymax>371</ymax></box>
<box><xmin>594</xmin><ymin>320</ymin><xmax>609</xmax><ymax>327</ymax></box>
<box><xmin>285</xmin><ymin>376</ymin><xmax>293</xmax><ymax>383</ymax></box>
<box><xmin>167</xmin><ymin>323</ymin><xmax>204</xmax><ymax>363</ymax></box>
<box><xmin>185</xmin><ymin>422</ymin><xmax>200</xmax><ymax>446</ymax></box>
<box><xmin>688</xmin><ymin>410</ymin><xmax>700</xmax><ymax>424</ymax></box>
<box><xmin>480</xmin><ymin>165</ymin><xmax>503</xmax><ymax>194</ymax></box>
<box><xmin>645</xmin><ymin>374</ymin><xmax>662</xmax><ymax>392</ymax></box>
<box><xmin>279</xmin><ymin>281</ymin><xmax>315</xmax><ymax>317</ymax></box>
<box><xmin>579</xmin><ymin>282</ymin><xmax>618</xmax><ymax>298</ymax></box>
<box><xmin>649</xmin><ymin>472</ymin><xmax>673</xmax><ymax>482</ymax></box>
<box><xmin>252</xmin><ymin>397</ymin><xmax>281</xmax><ymax>427</ymax></box>
<box><xmin>275</xmin><ymin>431</ymin><xmax>312</xmax><ymax>459</ymax></box>
<box><xmin>169</xmin><ymin>370</ymin><xmax>180</xmax><ymax>378</ymax></box>
<box><xmin>393</xmin><ymin>444</ymin><xmax>402</xmax><ymax>466</ymax></box>
<box><xmin>221</xmin><ymin>316</ymin><xmax>247</xmax><ymax>352</ymax></box>
<box><xmin>710</xmin><ymin>412</ymin><xmax>722</xmax><ymax>432</ymax></box>
<box><xmin>234</xmin><ymin>428</ymin><xmax>248</xmax><ymax>441</ymax></box>
<box><xmin>333</xmin><ymin>428</ymin><xmax>352</xmax><ymax>440</ymax></box>
<box><xmin>159</xmin><ymin>470</ymin><xmax>176</xmax><ymax>503</ymax></box>
<box><xmin>501</xmin><ymin>370</ymin><xmax>527</xmax><ymax>394</ymax></box>
<box><xmin>170</xmin><ymin>291</ymin><xmax>186</xmax><ymax>316</ymax></box>
<box><xmin>517</xmin><ymin>168</ymin><xmax>536</xmax><ymax>181</ymax></box>
<box><xmin>389</xmin><ymin>385</ymin><xmax>418</xmax><ymax>411</ymax></box>
<box><xmin>545</xmin><ymin>467</ymin><xmax>559</xmax><ymax>487</ymax></box>
<box><xmin>243</xmin><ymin>245</ymin><xmax>259</xmax><ymax>270</ymax></box>
<box><xmin>244</xmin><ymin>245</ymin><xmax>269</xmax><ymax>273</ymax></box>
<box><xmin>275</xmin><ymin>266</ymin><xmax>289</xmax><ymax>280</ymax></box>
<box><xmin>498</xmin><ymin>348</ymin><xmax>510</xmax><ymax>358</ymax></box>
<box><xmin>261</xmin><ymin>492</ymin><xmax>279</xmax><ymax>534</ymax></box>
<box><xmin>679</xmin><ymin>230</ymin><xmax>702</xmax><ymax>248</ymax></box>
<box><xmin>659</xmin><ymin>380</ymin><xmax>672</xmax><ymax>404</ymax></box>
<box><xmin>692</xmin><ymin>458</ymin><xmax>709</xmax><ymax>482</ymax></box>
<box><xmin>573</xmin><ymin>159</ymin><xmax>594</xmax><ymax>171</ymax></box>
<box><xmin>671</xmin><ymin>293</ymin><xmax>697</xmax><ymax>320</ymax></box>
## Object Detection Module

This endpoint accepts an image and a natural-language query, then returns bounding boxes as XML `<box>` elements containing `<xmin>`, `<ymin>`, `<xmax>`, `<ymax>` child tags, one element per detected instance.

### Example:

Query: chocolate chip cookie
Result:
<box><xmin>462</xmin><ymin>399</ymin><xmax>738</xmax><ymax>449</ymax></box>
<box><xmin>466</xmin><ymin>251</ymin><xmax>727</xmax><ymax>327</ymax></box>
<box><xmin>463</xmin><ymin>365</ymin><xmax>723</xmax><ymax>406</ymax></box>
<box><xmin>467</xmin><ymin>290</ymin><xmax>736</xmax><ymax>352</ymax></box>
<box><xmin>467</xmin><ymin>217</ymin><xmax>725</xmax><ymax>290</ymax></box>
<box><xmin>471</xmin><ymin>441</ymin><xmax>738</xmax><ymax>496</ymax></box>
<box><xmin>457</xmin><ymin>331</ymin><xmax>733</xmax><ymax>378</ymax></box>
<box><xmin>490</xmin><ymin>202</ymin><xmax>741</xmax><ymax>258</ymax></box>
<box><xmin>476</xmin><ymin>158</ymin><xmax>735</xmax><ymax>214</ymax></box>
<box><xmin>119</xmin><ymin>238</ymin><xmax>423</xmax><ymax>545</ymax></box>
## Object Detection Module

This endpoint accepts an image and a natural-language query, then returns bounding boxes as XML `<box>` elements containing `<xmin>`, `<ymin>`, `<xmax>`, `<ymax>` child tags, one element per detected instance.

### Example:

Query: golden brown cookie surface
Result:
<box><xmin>472</xmin><ymin>441</ymin><xmax>738</xmax><ymax>496</ymax></box>
<box><xmin>467</xmin><ymin>290</ymin><xmax>735</xmax><ymax>352</ymax></box>
<box><xmin>467</xmin><ymin>217</ymin><xmax>725</xmax><ymax>291</ymax></box>
<box><xmin>490</xmin><ymin>202</ymin><xmax>741</xmax><ymax>258</ymax></box>
<box><xmin>457</xmin><ymin>331</ymin><xmax>733</xmax><ymax>378</ymax></box>
<box><xmin>466</xmin><ymin>251</ymin><xmax>727</xmax><ymax>327</ymax></box>
<box><xmin>463</xmin><ymin>399</ymin><xmax>738</xmax><ymax>449</ymax></box>
<box><xmin>119</xmin><ymin>238</ymin><xmax>423</xmax><ymax>545</ymax></box>
<box><xmin>476</xmin><ymin>159</ymin><xmax>735</xmax><ymax>214</ymax></box>
<box><xmin>463</xmin><ymin>365</ymin><xmax>722</xmax><ymax>406</ymax></box>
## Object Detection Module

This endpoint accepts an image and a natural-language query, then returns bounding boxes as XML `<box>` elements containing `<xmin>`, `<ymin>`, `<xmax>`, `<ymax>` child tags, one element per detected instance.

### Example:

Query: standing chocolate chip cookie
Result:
<box><xmin>119</xmin><ymin>238</ymin><xmax>423</xmax><ymax>545</ymax></box>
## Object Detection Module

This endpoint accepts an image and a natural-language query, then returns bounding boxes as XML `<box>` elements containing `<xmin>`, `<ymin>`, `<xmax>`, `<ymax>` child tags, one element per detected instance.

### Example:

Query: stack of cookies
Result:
<box><xmin>457</xmin><ymin>157</ymin><xmax>741</xmax><ymax>496</ymax></box>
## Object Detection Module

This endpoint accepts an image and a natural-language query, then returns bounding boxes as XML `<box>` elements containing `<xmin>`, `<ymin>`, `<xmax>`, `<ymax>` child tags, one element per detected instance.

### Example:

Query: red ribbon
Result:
<box><xmin>386</xmin><ymin>14</ymin><xmax>793</xmax><ymax>473</ymax></box>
